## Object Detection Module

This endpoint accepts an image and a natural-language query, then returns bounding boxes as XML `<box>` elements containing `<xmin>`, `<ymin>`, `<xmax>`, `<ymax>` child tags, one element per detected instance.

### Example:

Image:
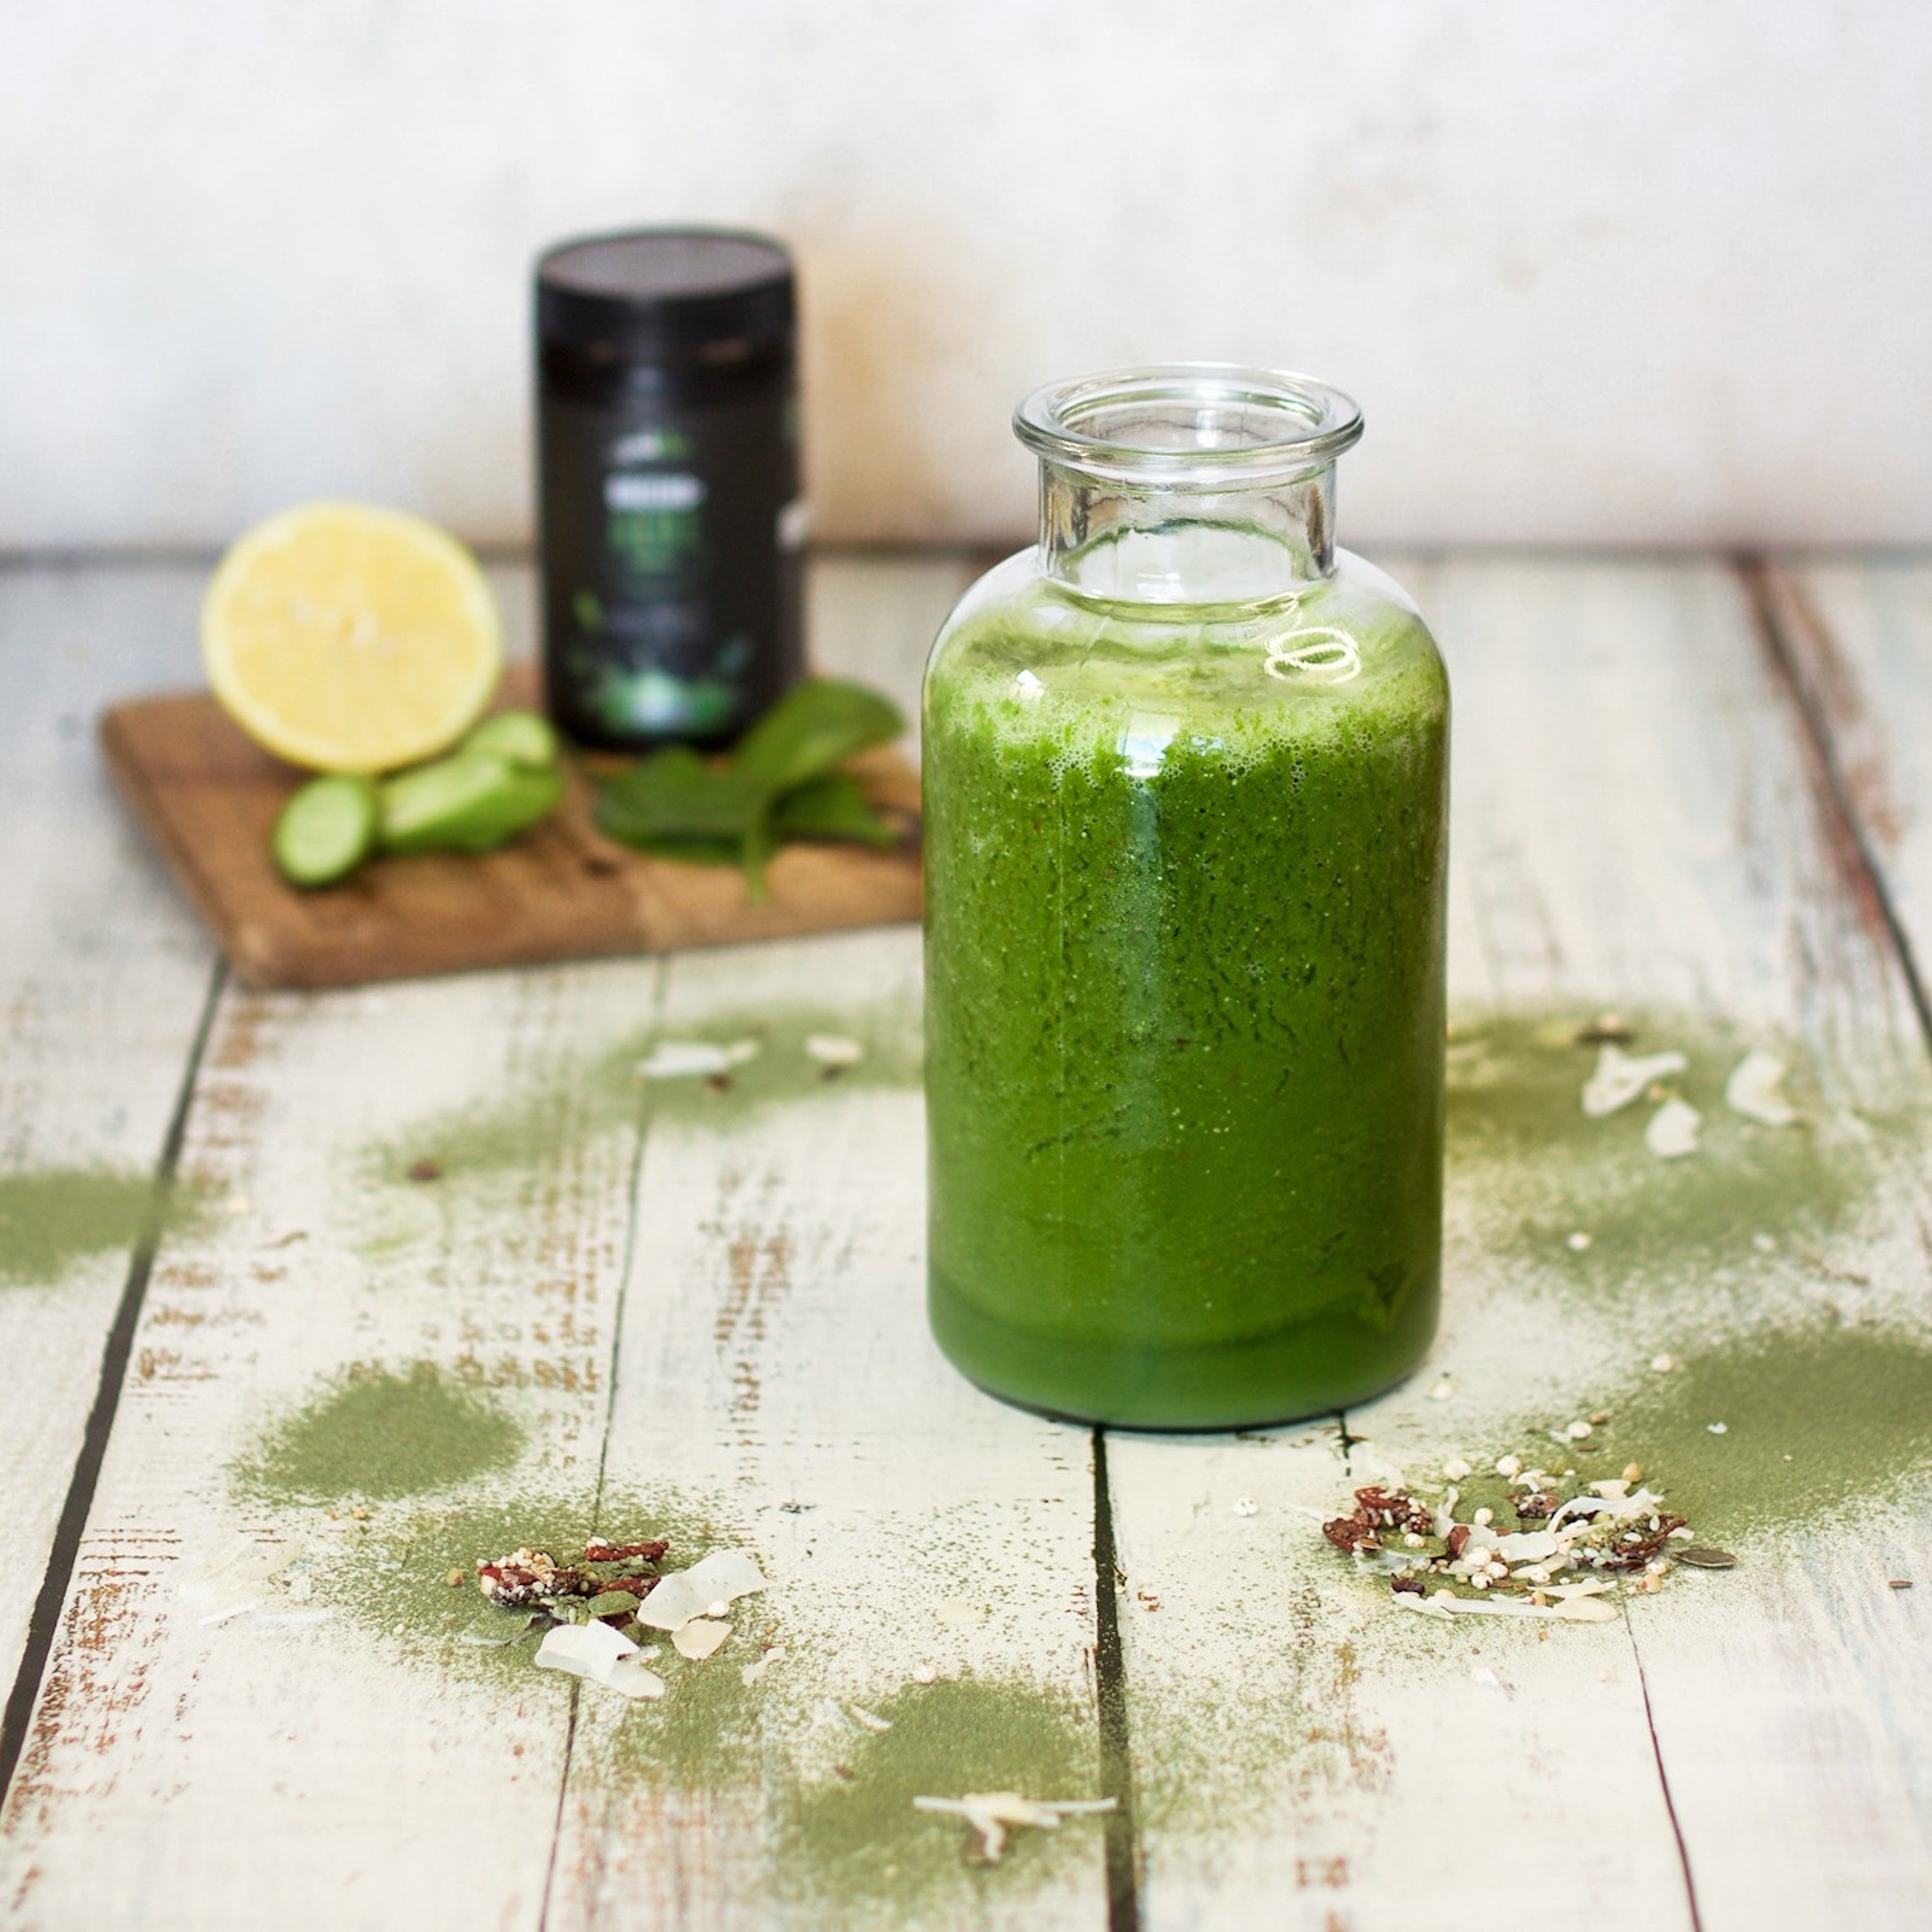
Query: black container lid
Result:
<box><xmin>537</xmin><ymin>228</ymin><xmax>795</xmax><ymax>361</ymax></box>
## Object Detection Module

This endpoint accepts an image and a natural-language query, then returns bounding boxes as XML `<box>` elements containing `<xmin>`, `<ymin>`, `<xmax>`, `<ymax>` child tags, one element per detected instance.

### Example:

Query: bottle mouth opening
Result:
<box><xmin>1014</xmin><ymin>363</ymin><xmax>1363</xmax><ymax>486</ymax></box>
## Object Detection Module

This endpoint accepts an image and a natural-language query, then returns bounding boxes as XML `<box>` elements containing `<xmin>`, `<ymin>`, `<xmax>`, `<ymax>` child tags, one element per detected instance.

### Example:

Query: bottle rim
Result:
<box><xmin>1014</xmin><ymin>363</ymin><xmax>1363</xmax><ymax>486</ymax></box>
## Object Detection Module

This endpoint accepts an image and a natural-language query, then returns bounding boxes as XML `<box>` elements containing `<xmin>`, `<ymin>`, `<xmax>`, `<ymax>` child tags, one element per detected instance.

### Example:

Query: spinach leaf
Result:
<box><xmin>601</xmin><ymin>831</ymin><xmax>744</xmax><ymax>870</ymax></box>
<box><xmin>770</xmin><ymin>772</ymin><xmax>900</xmax><ymax>848</ymax></box>
<box><xmin>589</xmin><ymin>678</ymin><xmax>907</xmax><ymax>896</ymax></box>
<box><xmin>591</xmin><ymin>746</ymin><xmax>763</xmax><ymax>844</ymax></box>
<box><xmin>732</xmin><ymin>681</ymin><xmax>905</xmax><ymax>795</ymax></box>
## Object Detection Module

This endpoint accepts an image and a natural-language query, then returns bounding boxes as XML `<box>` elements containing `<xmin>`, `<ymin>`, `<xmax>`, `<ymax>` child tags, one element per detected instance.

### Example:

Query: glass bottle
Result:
<box><xmin>922</xmin><ymin>365</ymin><xmax>1448</xmax><ymax>1429</ymax></box>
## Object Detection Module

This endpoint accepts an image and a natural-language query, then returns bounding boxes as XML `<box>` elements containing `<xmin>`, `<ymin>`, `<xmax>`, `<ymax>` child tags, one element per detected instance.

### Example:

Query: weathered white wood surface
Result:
<box><xmin>0</xmin><ymin>565</ymin><xmax>216</xmax><ymax>1698</ymax></box>
<box><xmin>1</xmin><ymin>556</ymin><xmax>1107</xmax><ymax>1931</ymax></box>
<box><xmin>2</xmin><ymin>552</ymin><xmax>1929</xmax><ymax>1931</ymax></box>
<box><xmin>1771</xmin><ymin>558</ymin><xmax>1932</xmax><ymax>955</ymax></box>
<box><xmin>1384</xmin><ymin>557</ymin><xmax>1931</xmax><ymax>1928</ymax></box>
<box><xmin>547</xmin><ymin>931</ymin><xmax>1105</xmax><ymax>1932</ymax></box>
<box><xmin>0</xmin><ymin>558</ymin><xmax>543</xmax><ymax>1708</ymax></box>
<box><xmin>1108</xmin><ymin>555</ymin><xmax>1932</xmax><ymax>1932</ymax></box>
<box><xmin>0</xmin><ymin>959</ymin><xmax>668</xmax><ymax>1926</ymax></box>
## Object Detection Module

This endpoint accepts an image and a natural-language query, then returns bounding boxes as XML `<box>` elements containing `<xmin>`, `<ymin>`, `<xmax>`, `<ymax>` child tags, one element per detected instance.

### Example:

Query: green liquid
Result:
<box><xmin>922</xmin><ymin>556</ymin><xmax>1450</xmax><ymax>1428</ymax></box>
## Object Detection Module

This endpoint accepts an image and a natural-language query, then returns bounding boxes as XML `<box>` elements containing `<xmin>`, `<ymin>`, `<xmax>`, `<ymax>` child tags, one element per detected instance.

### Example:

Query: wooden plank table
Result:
<box><xmin>0</xmin><ymin>547</ymin><xmax>1926</xmax><ymax>1931</ymax></box>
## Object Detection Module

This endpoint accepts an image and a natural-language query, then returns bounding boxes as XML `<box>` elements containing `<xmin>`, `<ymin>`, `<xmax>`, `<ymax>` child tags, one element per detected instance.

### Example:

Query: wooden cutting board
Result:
<box><xmin>100</xmin><ymin>665</ymin><xmax>922</xmax><ymax>990</ymax></box>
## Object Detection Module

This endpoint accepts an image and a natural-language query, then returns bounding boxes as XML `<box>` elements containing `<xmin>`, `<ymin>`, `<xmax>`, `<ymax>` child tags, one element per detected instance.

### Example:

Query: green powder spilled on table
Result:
<box><xmin>1607</xmin><ymin>1322</ymin><xmax>1932</xmax><ymax>1537</ymax></box>
<box><xmin>781</xmin><ymin>1676</ymin><xmax>1100</xmax><ymax>1913</ymax></box>
<box><xmin>598</xmin><ymin>1623</ymin><xmax>772</xmax><ymax>1795</ymax></box>
<box><xmin>309</xmin><ymin>1492</ymin><xmax>685</xmax><ymax>1690</ymax></box>
<box><xmin>1445</xmin><ymin>1012</ymin><xmax>1866</xmax><ymax>1287</ymax></box>
<box><xmin>362</xmin><ymin>998</ymin><xmax>923</xmax><ymax>1188</ymax></box>
<box><xmin>0</xmin><ymin>1166</ymin><xmax>207</xmax><ymax>1287</ymax></box>
<box><xmin>237</xmin><ymin>1362</ymin><xmax>524</xmax><ymax>1504</ymax></box>
<box><xmin>1359</xmin><ymin>1325</ymin><xmax>1932</xmax><ymax>1553</ymax></box>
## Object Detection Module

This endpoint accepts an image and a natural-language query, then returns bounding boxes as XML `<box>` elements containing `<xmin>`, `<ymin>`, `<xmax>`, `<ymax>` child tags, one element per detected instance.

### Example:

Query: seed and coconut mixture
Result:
<box><xmin>466</xmin><ymin>1535</ymin><xmax>771</xmax><ymax>1699</ymax></box>
<box><xmin>1322</xmin><ymin>1459</ymin><xmax>1735</xmax><ymax>1622</ymax></box>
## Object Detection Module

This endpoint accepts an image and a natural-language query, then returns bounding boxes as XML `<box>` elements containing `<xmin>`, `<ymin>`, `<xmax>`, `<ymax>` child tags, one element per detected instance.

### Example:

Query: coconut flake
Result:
<box><xmin>803</xmin><ymin>1033</ymin><xmax>865</xmax><ymax>1068</ymax></box>
<box><xmin>1645</xmin><ymin>1097</ymin><xmax>1703</xmax><ymax>1159</ymax></box>
<box><xmin>1552</xmin><ymin>1595</ymin><xmax>1621</xmax><ymax>1622</ymax></box>
<box><xmin>848</xmin><ymin>1704</ymin><xmax>894</xmax><ymax>1733</ymax></box>
<box><xmin>1493</xmin><ymin>1530</ymin><xmax>1561</xmax><ymax>1563</ymax></box>
<box><xmin>1583</xmin><ymin>1046</ymin><xmax>1688</xmax><ymax>1117</ymax></box>
<box><xmin>636</xmin><ymin>1039</ymin><xmax>761</xmax><ymax>1081</ymax></box>
<box><xmin>1546</xmin><ymin>1495</ymin><xmax>1605</xmax><ymax>1533</ymax></box>
<box><xmin>631</xmin><ymin>1573</ymin><xmax>709</xmax><ymax>1631</ymax></box>
<box><xmin>913</xmin><ymin>1792</ymin><xmax>1116</xmax><ymax>1862</ymax></box>
<box><xmin>672</xmin><ymin>1618</ymin><xmax>731</xmax><ymax>1662</ymax></box>
<box><xmin>536</xmin><ymin>1620</ymin><xmax>632</xmax><ymax>1678</ymax></box>
<box><xmin>535</xmin><ymin>1621</ymin><xmax>667</xmax><ymax>1700</ymax></box>
<box><xmin>683</xmin><ymin>1548</ymin><xmax>767</xmax><ymax>1602</ymax></box>
<box><xmin>1602</xmin><ymin>1486</ymin><xmax>1670</xmax><ymax>1522</ymax></box>
<box><xmin>634</xmin><ymin>1549</ymin><xmax>768</xmax><ymax>1631</ymax></box>
<box><xmin>741</xmin><ymin>1647</ymin><xmax>784</xmax><ymax>1687</ymax></box>
<box><xmin>607</xmin><ymin>1656</ymin><xmax>669</xmax><ymax>1700</ymax></box>
<box><xmin>1398</xmin><ymin>1590</ymin><xmax>1549</xmax><ymax>1621</ymax></box>
<box><xmin>1725</xmin><ymin>1049</ymin><xmax>1797</xmax><ymax>1126</ymax></box>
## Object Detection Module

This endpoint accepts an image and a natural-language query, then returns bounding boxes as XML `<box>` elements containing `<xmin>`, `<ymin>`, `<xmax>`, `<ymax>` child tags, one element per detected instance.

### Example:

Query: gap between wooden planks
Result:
<box><xmin>0</xmin><ymin>563</ymin><xmax>221</xmax><ymax>1739</ymax></box>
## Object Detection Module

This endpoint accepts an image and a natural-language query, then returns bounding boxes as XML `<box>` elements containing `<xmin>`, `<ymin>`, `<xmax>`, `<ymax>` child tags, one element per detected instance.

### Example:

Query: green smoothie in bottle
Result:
<box><xmin>922</xmin><ymin>366</ymin><xmax>1448</xmax><ymax>1428</ymax></box>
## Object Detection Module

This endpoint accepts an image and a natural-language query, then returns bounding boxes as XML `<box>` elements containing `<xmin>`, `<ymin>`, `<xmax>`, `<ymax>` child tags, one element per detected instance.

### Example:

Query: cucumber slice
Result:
<box><xmin>272</xmin><ymin>774</ymin><xmax>379</xmax><ymax>887</ymax></box>
<box><xmin>462</xmin><ymin>709</ymin><xmax>560</xmax><ymax>769</ymax></box>
<box><xmin>379</xmin><ymin>751</ymin><xmax>565</xmax><ymax>856</ymax></box>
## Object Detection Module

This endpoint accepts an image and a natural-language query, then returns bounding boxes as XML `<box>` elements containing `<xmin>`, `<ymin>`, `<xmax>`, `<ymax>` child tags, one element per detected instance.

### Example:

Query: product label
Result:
<box><xmin>540</xmin><ymin>379</ymin><xmax>802</xmax><ymax>747</ymax></box>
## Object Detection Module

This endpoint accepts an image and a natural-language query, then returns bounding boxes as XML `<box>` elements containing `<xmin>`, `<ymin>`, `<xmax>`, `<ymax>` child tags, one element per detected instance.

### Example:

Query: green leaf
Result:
<box><xmin>592</xmin><ymin>746</ymin><xmax>763</xmax><ymax>843</ymax></box>
<box><xmin>731</xmin><ymin>679</ymin><xmax>904</xmax><ymax>797</ymax></box>
<box><xmin>588</xmin><ymin>678</ymin><xmax>906</xmax><ymax>895</ymax></box>
<box><xmin>602</xmin><ymin>831</ymin><xmax>744</xmax><ymax>869</ymax></box>
<box><xmin>770</xmin><ymin>772</ymin><xmax>900</xmax><ymax>848</ymax></box>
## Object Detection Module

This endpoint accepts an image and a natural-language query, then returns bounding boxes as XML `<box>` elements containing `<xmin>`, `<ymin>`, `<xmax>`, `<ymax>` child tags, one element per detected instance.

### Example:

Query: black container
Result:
<box><xmin>536</xmin><ymin>228</ymin><xmax>803</xmax><ymax>750</ymax></box>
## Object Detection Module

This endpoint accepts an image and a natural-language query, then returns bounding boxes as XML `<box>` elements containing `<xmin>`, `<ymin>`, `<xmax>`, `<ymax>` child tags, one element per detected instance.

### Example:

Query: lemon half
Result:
<box><xmin>202</xmin><ymin>501</ymin><xmax>504</xmax><ymax>773</ymax></box>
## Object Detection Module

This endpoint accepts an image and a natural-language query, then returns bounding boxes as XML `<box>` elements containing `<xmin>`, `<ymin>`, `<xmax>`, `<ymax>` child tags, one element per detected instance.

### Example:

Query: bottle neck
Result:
<box><xmin>1038</xmin><ymin>460</ymin><xmax>1338</xmax><ymax>605</ymax></box>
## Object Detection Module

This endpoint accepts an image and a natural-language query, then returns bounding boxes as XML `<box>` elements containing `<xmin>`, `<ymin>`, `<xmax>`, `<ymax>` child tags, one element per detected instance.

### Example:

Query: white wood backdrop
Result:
<box><xmin>5</xmin><ymin>4</ymin><xmax>1931</xmax><ymax>549</ymax></box>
